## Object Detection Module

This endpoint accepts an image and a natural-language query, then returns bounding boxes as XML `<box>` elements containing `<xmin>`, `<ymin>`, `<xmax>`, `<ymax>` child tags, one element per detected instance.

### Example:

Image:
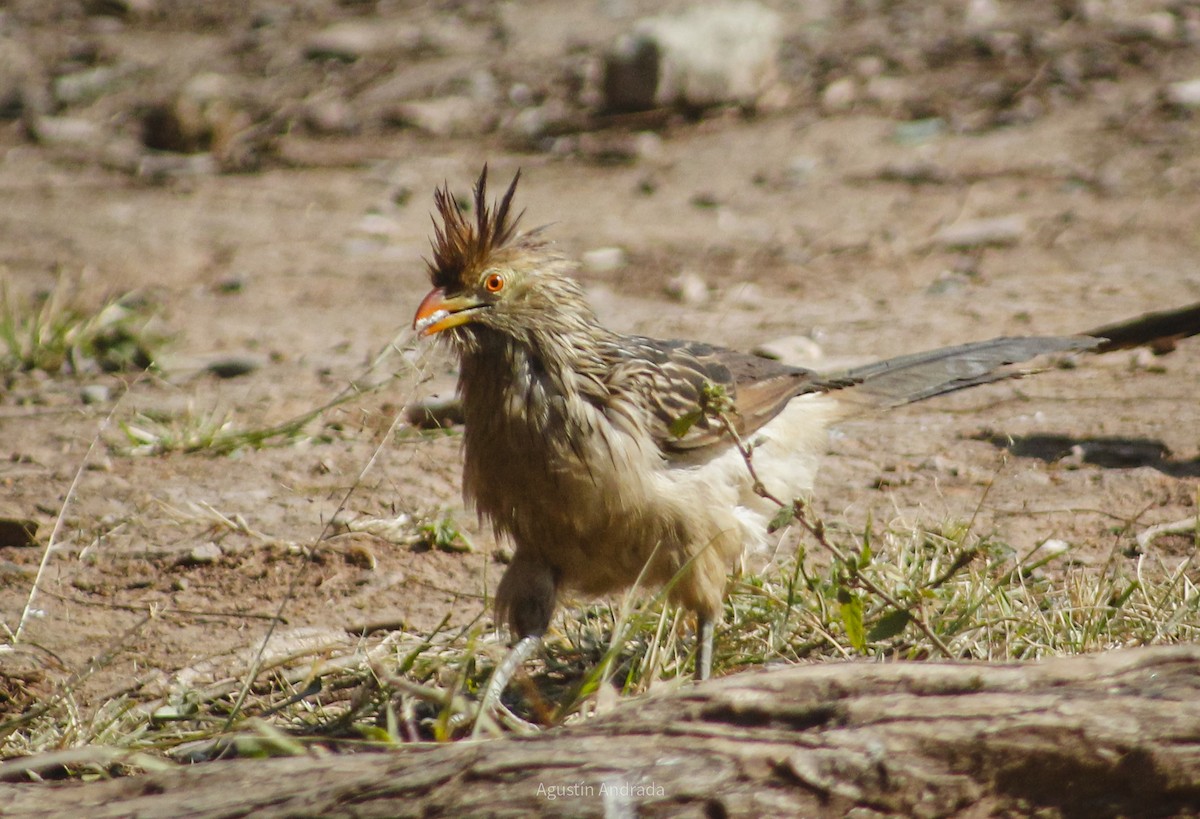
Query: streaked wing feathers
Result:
<box><xmin>600</xmin><ymin>336</ymin><xmax>830</xmax><ymax>453</ymax></box>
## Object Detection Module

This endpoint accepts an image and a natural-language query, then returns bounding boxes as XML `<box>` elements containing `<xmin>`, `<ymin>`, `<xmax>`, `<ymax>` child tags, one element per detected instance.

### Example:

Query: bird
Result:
<box><xmin>411</xmin><ymin>167</ymin><xmax>1198</xmax><ymax>700</ymax></box>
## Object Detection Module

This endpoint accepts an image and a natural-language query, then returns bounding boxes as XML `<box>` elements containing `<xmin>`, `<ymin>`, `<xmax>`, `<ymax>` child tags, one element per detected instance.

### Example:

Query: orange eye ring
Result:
<box><xmin>484</xmin><ymin>273</ymin><xmax>505</xmax><ymax>293</ymax></box>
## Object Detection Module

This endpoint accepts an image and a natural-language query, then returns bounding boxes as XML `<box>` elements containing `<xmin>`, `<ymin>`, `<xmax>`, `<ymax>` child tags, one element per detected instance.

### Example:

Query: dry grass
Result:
<box><xmin>1</xmin><ymin>311</ymin><xmax>1195</xmax><ymax>779</ymax></box>
<box><xmin>3</xmin><ymin>505</ymin><xmax>1195</xmax><ymax>774</ymax></box>
<box><xmin>0</xmin><ymin>275</ymin><xmax>159</xmax><ymax>377</ymax></box>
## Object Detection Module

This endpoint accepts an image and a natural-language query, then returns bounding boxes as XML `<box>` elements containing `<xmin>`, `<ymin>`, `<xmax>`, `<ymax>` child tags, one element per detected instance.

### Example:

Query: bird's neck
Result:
<box><xmin>457</xmin><ymin>319</ymin><xmax>612</xmax><ymax>415</ymax></box>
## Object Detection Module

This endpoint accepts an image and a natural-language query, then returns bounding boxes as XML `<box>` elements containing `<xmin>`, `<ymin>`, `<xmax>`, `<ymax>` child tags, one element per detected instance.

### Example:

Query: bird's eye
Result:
<box><xmin>484</xmin><ymin>273</ymin><xmax>505</xmax><ymax>293</ymax></box>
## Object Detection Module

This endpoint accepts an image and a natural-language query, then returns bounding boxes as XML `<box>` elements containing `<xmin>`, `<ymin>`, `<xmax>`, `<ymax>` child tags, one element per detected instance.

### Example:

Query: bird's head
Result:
<box><xmin>413</xmin><ymin>166</ymin><xmax>591</xmax><ymax>348</ymax></box>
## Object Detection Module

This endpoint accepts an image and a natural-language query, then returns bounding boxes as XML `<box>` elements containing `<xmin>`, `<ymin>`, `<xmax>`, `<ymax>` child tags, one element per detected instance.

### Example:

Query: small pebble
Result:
<box><xmin>304</xmin><ymin>23</ymin><xmax>405</xmax><ymax>61</ymax></box>
<box><xmin>53</xmin><ymin>65</ymin><xmax>123</xmax><ymax>106</ymax></box>
<box><xmin>405</xmin><ymin>393</ymin><xmax>464</xmax><ymax>428</ymax></box>
<box><xmin>207</xmin><ymin>356</ymin><xmax>262</xmax><ymax>379</ymax></box>
<box><xmin>386</xmin><ymin>96</ymin><xmax>495</xmax><ymax>138</ymax></box>
<box><xmin>303</xmin><ymin>97</ymin><xmax>358</xmax><ymax>135</ymax></box>
<box><xmin>1038</xmin><ymin>538</ymin><xmax>1071</xmax><ymax>556</ymax></box>
<box><xmin>821</xmin><ymin>77</ymin><xmax>857</xmax><ymax>112</ymax></box>
<box><xmin>1165</xmin><ymin>78</ymin><xmax>1200</xmax><ymax>110</ymax></box>
<box><xmin>786</xmin><ymin>156</ymin><xmax>820</xmax><ymax>187</ymax></box>
<box><xmin>80</xmin><ymin>384</ymin><xmax>111</xmax><ymax>404</ymax></box>
<box><xmin>892</xmin><ymin>118</ymin><xmax>945</xmax><ymax>145</ymax></box>
<box><xmin>27</xmin><ymin>116</ymin><xmax>104</xmax><ymax>148</ymax></box>
<box><xmin>964</xmin><ymin>0</ymin><xmax>1000</xmax><ymax>31</ymax></box>
<box><xmin>582</xmin><ymin>247</ymin><xmax>628</xmax><ymax>273</ymax></box>
<box><xmin>665</xmin><ymin>272</ymin><xmax>709</xmax><ymax>306</ymax></box>
<box><xmin>177</xmin><ymin>542</ymin><xmax>222</xmax><ymax>566</ymax></box>
<box><xmin>934</xmin><ymin>215</ymin><xmax>1025</xmax><ymax>249</ymax></box>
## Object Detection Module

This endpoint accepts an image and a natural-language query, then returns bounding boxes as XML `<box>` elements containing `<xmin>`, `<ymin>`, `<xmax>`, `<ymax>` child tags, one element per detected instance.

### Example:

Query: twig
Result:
<box><xmin>10</xmin><ymin>377</ymin><xmax>138</xmax><ymax>644</ymax></box>
<box><xmin>221</xmin><ymin>330</ymin><xmax>431</xmax><ymax>733</ymax></box>
<box><xmin>709</xmin><ymin>402</ymin><xmax>956</xmax><ymax>660</ymax></box>
<box><xmin>221</xmin><ymin>403</ymin><xmax>412</xmax><ymax>733</ymax></box>
<box><xmin>1136</xmin><ymin>515</ymin><xmax>1200</xmax><ymax>551</ymax></box>
<box><xmin>36</xmin><ymin>586</ymin><xmax>282</xmax><ymax>621</ymax></box>
<box><xmin>0</xmin><ymin>613</ymin><xmax>154</xmax><ymax>737</ymax></box>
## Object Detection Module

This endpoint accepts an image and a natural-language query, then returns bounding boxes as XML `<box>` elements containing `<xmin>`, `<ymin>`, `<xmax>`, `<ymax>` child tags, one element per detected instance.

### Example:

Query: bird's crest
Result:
<box><xmin>428</xmin><ymin>165</ymin><xmax>524</xmax><ymax>290</ymax></box>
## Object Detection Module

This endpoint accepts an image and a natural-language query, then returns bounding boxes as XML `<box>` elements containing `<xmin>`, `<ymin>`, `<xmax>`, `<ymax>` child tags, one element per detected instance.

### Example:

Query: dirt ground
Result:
<box><xmin>1</xmin><ymin>0</ymin><xmax>1198</xmax><ymax>749</ymax></box>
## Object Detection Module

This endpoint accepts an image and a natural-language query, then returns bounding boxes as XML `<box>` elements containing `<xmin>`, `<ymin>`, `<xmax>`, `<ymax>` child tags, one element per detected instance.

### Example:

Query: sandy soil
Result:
<box><xmin>1</xmin><ymin>0</ymin><xmax>1197</xmax><ymax>740</ymax></box>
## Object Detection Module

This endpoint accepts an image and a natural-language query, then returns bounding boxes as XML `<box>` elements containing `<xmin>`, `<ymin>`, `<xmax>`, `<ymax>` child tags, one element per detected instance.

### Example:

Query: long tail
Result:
<box><xmin>1082</xmin><ymin>301</ymin><xmax>1200</xmax><ymax>354</ymax></box>
<box><xmin>829</xmin><ymin>336</ymin><xmax>1096</xmax><ymax>407</ymax></box>
<box><xmin>827</xmin><ymin>300</ymin><xmax>1200</xmax><ymax>408</ymax></box>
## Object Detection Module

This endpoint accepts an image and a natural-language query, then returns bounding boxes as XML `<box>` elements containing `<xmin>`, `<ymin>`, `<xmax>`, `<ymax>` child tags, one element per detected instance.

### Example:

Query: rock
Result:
<box><xmin>934</xmin><ymin>215</ymin><xmax>1026</xmax><ymax>249</ymax></box>
<box><xmin>1164</xmin><ymin>79</ymin><xmax>1200</xmax><ymax>110</ymax></box>
<box><xmin>405</xmin><ymin>393</ymin><xmax>464</xmax><ymax>429</ymax></box>
<box><xmin>80</xmin><ymin>384</ymin><xmax>112</xmax><ymax>404</ymax></box>
<box><xmin>355</xmin><ymin>212</ymin><xmax>400</xmax><ymax>238</ymax></box>
<box><xmin>303</xmin><ymin>97</ymin><xmax>358</xmax><ymax>135</ymax></box>
<box><xmin>892</xmin><ymin>118</ymin><xmax>945</xmax><ymax>146</ymax></box>
<box><xmin>575</xmin><ymin>132</ymin><xmax>647</xmax><ymax>164</ymax></box>
<box><xmin>385</xmin><ymin>96</ymin><xmax>496</xmax><ymax>137</ymax></box>
<box><xmin>633</xmin><ymin>130</ymin><xmax>664</xmax><ymax>161</ymax></box>
<box><xmin>581</xmin><ymin>247</ymin><xmax>628</xmax><ymax>273</ymax></box>
<box><xmin>504</xmin><ymin>100</ymin><xmax>572</xmax><ymax>144</ymax></box>
<box><xmin>304</xmin><ymin>22</ymin><xmax>423</xmax><ymax>62</ymax></box>
<box><xmin>665</xmin><ymin>272</ymin><xmax>709</xmax><ymax>306</ymax></box>
<box><xmin>603</xmin><ymin>34</ymin><xmax>660</xmax><ymax>112</ymax></box>
<box><xmin>505</xmin><ymin>106</ymin><xmax>546</xmax><ymax>144</ymax></box>
<box><xmin>784</xmin><ymin>155</ymin><xmax>820</xmax><ymax>187</ymax></box>
<box><xmin>926</xmin><ymin>271</ymin><xmax>971</xmax><ymax>296</ymax></box>
<box><xmin>863</xmin><ymin>75</ymin><xmax>912</xmax><ymax>110</ymax></box>
<box><xmin>206</xmin><ymin>356</ymin><xmax>262</xmax><ymax>379</ymax></box>
<box><xmin>1038</xmin><ymin>538</ymin><xmax>1071</xmax><ymax>556</ymax></box>
<box><xmin>820</xmin><ymin>77</ymin><xmax>857</xmax><ymax>113</ymax></box>
<box><xmin>136</xmin><ymin>152</ymin><xmax>219</xmax><ymax>178</ymax></box>
<box><xmin>53</xmin><ymin>65</ymin><xmax>125</xmax><ymax>106</ymax></box>
<box><xmin>1123</xmin><ymin>12</ymin><xmax>1178</xmax><ymax>42</ymax></box>
<box><xmin>508</xmin><ymin>83</ymin><xmax>535</xmax><ymax>107</ymax></box>
<box><xmin>27</xmin><ymin>116</ymin><xmax>104</xmax><ymax>148</ymax></box>
<box><xmin>467</xmin><ymin>69</ymin><xmax>499</xmax><ymax>104</ymax></box>
<box><xmin>855</xmin><ymin>55</ymin><xmax>886</xmax><ymax>79</ymax></box>
<box><xmin>878</xmin><ymin>160</ymin><xmax>951</xmax><ymax>185</ymax></box>
<box><xmin>602</xmin><ymin>1</ymin><xmax>782</xmax><ymax>112</ymax></box>
<box><xmin>87</xmin><ymin>0</ymin><xmax>157</xmax><ymax>16</ymax></box>
<box><xmin>0</xmin><ymin>39</ymin><xmax>41</xmax><ymax>120</ymax></box>
<box><xmin>964</xmin><ymin>0</ymin><xmax>1000</xmax><ymax>32</ymax></box>
<box><xmin>752</xmin><ymin>336</ymin><xmax>824</xmax><ymax>366</ymax></box>
<box><xmin>177</xmin><ymin>542</ymin><xmax>221</xmax><ymax>566</ymax></box>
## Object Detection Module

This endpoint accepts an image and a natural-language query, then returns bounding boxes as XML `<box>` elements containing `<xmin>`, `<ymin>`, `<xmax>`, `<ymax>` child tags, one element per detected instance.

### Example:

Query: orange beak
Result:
<box><xmin>413</xmin><ymin>288</ymin><xmax>486</xmax><ymax>336</ymax></box>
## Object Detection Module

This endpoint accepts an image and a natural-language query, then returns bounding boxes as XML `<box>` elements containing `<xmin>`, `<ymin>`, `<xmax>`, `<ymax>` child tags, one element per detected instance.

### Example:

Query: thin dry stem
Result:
<box><xmin>711</xmin><ymin>405</ymin><xmax>956</xmax><ymax>660</ymax></box>
<box><xmin>10</xmin><ymin>378</ymin><xmax>140</xmax><ymax>644</ymax></box>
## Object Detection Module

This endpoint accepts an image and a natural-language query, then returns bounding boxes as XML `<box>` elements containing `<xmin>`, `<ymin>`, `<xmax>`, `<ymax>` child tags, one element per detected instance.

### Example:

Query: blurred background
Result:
<box><xmin>1</xmin><ymin>0</ymin><xmax>1198</xmax><ymax>755</ymax></box>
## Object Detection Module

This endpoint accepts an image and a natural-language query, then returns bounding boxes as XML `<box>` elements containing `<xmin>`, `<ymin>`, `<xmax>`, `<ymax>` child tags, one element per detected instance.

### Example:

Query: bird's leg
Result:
<box><xmin>476</xmin><ymin>633</ymin><xmax>543</xmax><ymax>727</ymax></box>
<box><xmin>474</xmin><ymin>551</ymin><xmax>557</xmax><ymax>733</ymax></box>
<box><xmin>695</xmin><ymin>615</ymin><xmax>714</xmax><ymax>681</ymax></box>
